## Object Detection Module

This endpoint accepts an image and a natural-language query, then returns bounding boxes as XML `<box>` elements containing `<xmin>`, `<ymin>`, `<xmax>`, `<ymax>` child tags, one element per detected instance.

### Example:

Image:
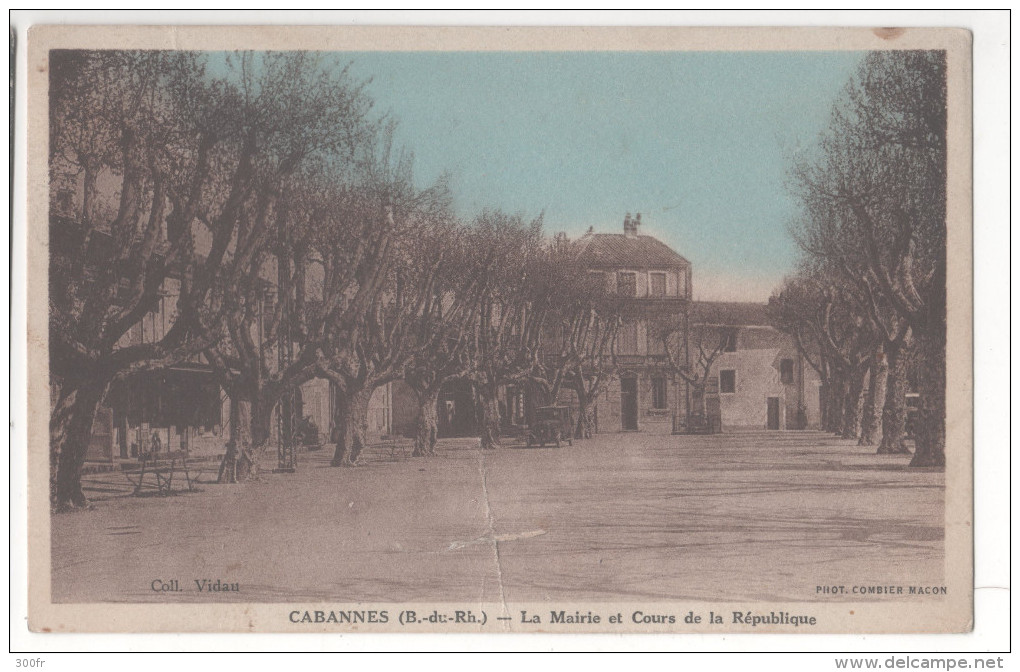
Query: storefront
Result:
<box><xmin>106</xmin><ymin>366</ymin><xmax>225</xmax><ymax>458</ymax></box>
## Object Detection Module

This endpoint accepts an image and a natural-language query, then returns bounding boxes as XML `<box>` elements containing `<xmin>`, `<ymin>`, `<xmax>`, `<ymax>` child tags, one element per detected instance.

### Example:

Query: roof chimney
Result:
<box><xmin>624</xmin><ymin>212</ymin><xmax>640</xmax><ymax>238</ymax></box>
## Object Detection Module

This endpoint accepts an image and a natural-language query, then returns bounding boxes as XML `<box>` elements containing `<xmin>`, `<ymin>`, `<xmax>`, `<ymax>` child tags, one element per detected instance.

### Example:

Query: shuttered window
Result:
<box><xmin>720</xmin><ymin>370</ymin><xmax>736</xmax><ymax>394</ymax></box>
<box><xmin>617</xmin><ymin>272</ymin><xmax>637</xmax><ymax>297</ymax></box>
<box><xmin>652</xmin><ymin>377</ymin><xmax>667</xmax><ymax>409</ymax></box>
<box><xmin>780</xmin><ymin>359</ymin><xmax>794</xmax><ymax>384</ymax></box>
<box><xmin>619</xmin><ymin>321</ymin><xmax>638</xmax><ymax>354</ymax></box>
<box><xmin>650</xmin><ymin>272</ymin><xmax>666</xmax><ymax>296</ymax></box>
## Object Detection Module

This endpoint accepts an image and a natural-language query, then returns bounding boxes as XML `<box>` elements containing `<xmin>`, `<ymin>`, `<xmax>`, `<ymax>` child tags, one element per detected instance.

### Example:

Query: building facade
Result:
<box><xmin>380</xmin><ymin>216</ymin><xmax>823</xmax><ymax>441</ymax></box>
<box><xmin>567</xmin><ymin>213</ymin><xmax>693</xmax><ymax>433</ymax></box>
<box><xmin>690</xmin><ymin>301</ymin><xmax>822</xmax><ymax>431</ymax></box>
<box><xmin>71</xmin><ymin>211</ymin><xmax>822</xmax><ymax>467</ymax></box>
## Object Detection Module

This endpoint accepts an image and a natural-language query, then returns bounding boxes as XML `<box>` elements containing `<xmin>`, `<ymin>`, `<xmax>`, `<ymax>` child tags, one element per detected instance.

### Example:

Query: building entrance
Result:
<box><xmin>767</xmin><ymin>397</ymin><xmax>781</xmax><ymax>430</ymax></box>
<box><xmin>438</xmin><ymin>380</ymin><xmax>478</xmax><ymax>438</ymax></box>
<box><xmin>621</xmin><ymin>377</ymin><xmax>638</xmax><ymax>430</ymax></box>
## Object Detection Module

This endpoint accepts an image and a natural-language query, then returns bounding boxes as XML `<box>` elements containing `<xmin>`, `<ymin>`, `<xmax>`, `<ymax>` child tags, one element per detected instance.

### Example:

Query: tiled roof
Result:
<box><xmin>575</xmin><ymin>233</ymin><xmax>689</xmax><ymax>269</ymax></box>
<box><xmin>691</xmin><ymin>301</ymin><xmax>771</xmax><ymax>327</ymax></box>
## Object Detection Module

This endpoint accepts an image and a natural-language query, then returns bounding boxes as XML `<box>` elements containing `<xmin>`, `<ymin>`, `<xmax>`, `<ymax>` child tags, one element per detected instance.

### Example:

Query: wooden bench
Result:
<box><xmin>125</xmin><ymin>450</ymin><xmax>194</xmax><ymax>496</ymax></box>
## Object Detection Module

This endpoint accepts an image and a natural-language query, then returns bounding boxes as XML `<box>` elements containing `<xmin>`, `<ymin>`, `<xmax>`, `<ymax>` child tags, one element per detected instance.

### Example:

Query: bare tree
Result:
<box><xmin>651</xmin><ymin>312</ymin><xmax>727</xmax><ymax>429</ymax></box>
<box><xmin>309</xmin><ymin>185</ymin><xmax>397</xmax><ymax>468</ymax></box>
<box><xmin>316</xmin><ymin>138</ymin><xmax>456</xmax><ymax>466</ymax></box>
<box><xmin>847</xmin><ymin>271</ymin><xmax>912</xmax><ymax>452</ymax></box>
<box><xmin>208</xmin><ymin>177</ymin><xmax>358</xmax><ymax>482</ymax></box>
<box><xmin>48</xmin><ymin>50</ymin><xmax>242</xmax><ymax>509</ymax></box>
<box><xmin>789</xmin><ymin>51</ymin><xmax>947</xmax><ymax>466</ymax></box>
<box><xmin>769</xmin><ymin>271</ymin><xmax>877</xmax><ymax>439</ymax></box>
<box><xmin>463</xmin><ymin>211</ymin><xmax>548</xmax><ymax>450</ymax></box>
<box><xmin>532</xmin><ymin>238</ymin><xmax>621</xmax><ymax>439</ymax></box>
<box><xmin>402</xmin><ymin>222</ymin><xmax>486</xmax><ymax>456</ymax></box>
<box><xmin>168</xmin><ymin>52</ymin><xmax>377</xmax><ymax>482</ymax></box>
<box><xmin>769</xmin><ymin>277</ymin><xmax>838</xmax><ymax>431</ymax></box>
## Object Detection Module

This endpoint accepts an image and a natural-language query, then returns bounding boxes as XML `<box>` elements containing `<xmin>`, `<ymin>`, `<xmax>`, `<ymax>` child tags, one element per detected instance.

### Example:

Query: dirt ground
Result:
<box><xmin>50</xmin><ymin>431</ymin><xmax>944</xmax><ymax>604</ymax></box>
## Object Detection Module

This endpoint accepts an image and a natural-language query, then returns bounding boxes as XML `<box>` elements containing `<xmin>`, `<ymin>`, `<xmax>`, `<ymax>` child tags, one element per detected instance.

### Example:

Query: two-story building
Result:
<box><xmin>570</xmin><ymin>213</ymin><xmax>693</xmax><ymax>433</ymax></box>
<box><xmin>690</xmin><ymin>301</ymin><xmax>822</xmax><ymax>431</ymax></box>
<box><xmin>538</xmin><ymin>218</ymin><xmax>822</xmax><ymax>436</ymax></box>
<box><xmin>388</xmin><ymin>213</ymin><xmax>694</xmax><ymax>438</ymax></box>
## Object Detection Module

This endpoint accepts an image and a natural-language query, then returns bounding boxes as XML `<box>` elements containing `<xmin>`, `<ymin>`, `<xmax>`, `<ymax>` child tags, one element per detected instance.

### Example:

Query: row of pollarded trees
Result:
<box><xmin>46</xmin><ymin>48</ymin><xmax>457</xmax><ymax>506</ymax></box>
<box><xmin>48</xmin><ymin>49</ymin><xmax>630</xmax><ymax>510</ymax></box>
<box><xmin>48</xmin><ymin>49</ymin><xmax>384</xmax><ymax>508</ymax></box>
<box><xmin>768</xmin><ymin>50</ymin><xmax>947</xmax><ymax>467</ymax></box>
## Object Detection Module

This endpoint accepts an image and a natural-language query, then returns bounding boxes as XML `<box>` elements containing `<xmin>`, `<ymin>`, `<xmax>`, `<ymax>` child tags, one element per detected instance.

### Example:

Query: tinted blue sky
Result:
<box><xmin>343</xmin><ymin>51</ymin><xmax>863</xmax><ymax>301</ymax></box>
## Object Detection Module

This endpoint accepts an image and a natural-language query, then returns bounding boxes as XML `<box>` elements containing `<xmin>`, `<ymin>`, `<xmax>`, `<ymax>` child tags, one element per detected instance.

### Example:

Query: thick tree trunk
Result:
<box><xmin>246</xmin><ymin>402</ymin><xmax>274</xmax><ymax>478</ymax></box>
<box><xmin>412</xmin><ymin>387</ymin><xmax>440</xmax><ymax>457</ymax></box>
<box><xmin>50</xmin><ymin>377</ymin><xmax>109</xmax><ymax>511</ymax></box>
<box><xmin>841</xmin><ymin>368</ymin><xmax>867</xmax><ymax>439</ymax></box>
<box><xmin>219</xmin><ymin>396</ymin><xmax>250</xmax><ymax>483</ymax></box>
<box><xmin>910</xmin><ymin>333</ymin><xmax>946</xmax><ymax>467</ymax></box>
<box><xmin>825</xmin><ymin>376</ymin><xmax>847</xmax><ymax>434</ymax></box>
<box><xmin>346</xmin><ymin>389</ymin><xmax>373</xmax><ymax>464</ymax></box>
<box><xmin>859</xmin><ymin>347</ymin><xmax>889</xmax><ymax>447</ymax></box>
<box><xmin>331</xmin><ymin>388</ymin><xmax>371</xmax><ymax>466</ymax></box>
<box><xmin>477</xmin><ymin>383</ymin><xmax>501</xmax><ymax>450</ymax></box>
<box><xmin>817</xmin><ymin>381</ymin><xmax>829</xmax><ymax>430</ymax></box>
<box><xmin>878</xmin><ymin>340</ymin><xmax>910</xmax><ymax>454</ymax></box>
<box><xmin>218</xmin><ymin>392</ymin><xmax>275</xmax><ymax>483</ymax></box>
<box><xmin>910</xmin><ymin>257</ymin><xmax>947</xmax><ymax>469</ymax></box>
<box><xmin>576</xmin><ymin>402</ymin><xmax>597</xmax><ymax>439</ymax></box>
<box><xmin>573</xmin><ymin>381</ymin><xmax>594</xmax><ymax>439</ymax></box>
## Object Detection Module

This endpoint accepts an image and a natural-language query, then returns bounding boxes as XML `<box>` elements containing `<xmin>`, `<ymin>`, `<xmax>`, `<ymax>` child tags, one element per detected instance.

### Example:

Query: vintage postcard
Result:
<box><xmin>26</xmin><ymin>25</ymin><xmax>972</xmax><ymax>634</ymax></box>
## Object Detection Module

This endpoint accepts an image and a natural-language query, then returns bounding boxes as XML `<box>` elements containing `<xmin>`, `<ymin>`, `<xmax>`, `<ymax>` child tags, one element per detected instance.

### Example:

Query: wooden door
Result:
<box><xmin>767</xmin><ymin>397</ymin><xmax>781</xmax><ymax>430</ymax></box>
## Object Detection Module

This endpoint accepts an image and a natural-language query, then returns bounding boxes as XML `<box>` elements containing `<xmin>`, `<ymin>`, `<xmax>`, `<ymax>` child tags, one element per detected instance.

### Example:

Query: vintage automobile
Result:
<box><xmin>527</xmin><ymin>405</ymin><xmax>574</xmax><ymax>448</ymax></box>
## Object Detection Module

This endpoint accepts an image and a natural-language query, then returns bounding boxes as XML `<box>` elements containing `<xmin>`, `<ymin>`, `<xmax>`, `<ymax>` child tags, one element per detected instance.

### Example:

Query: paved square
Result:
<box><xmin>52</xmin><ymin>431</ymin><xmax>944</xmax><ymax>604</ymax></box>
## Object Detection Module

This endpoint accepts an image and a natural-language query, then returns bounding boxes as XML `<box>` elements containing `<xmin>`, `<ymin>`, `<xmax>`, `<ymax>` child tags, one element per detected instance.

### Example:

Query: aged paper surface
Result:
<box><xmin>27</xmin><ymin>25</ymin><xmax>972</xmax><ymax>634</ymax></box>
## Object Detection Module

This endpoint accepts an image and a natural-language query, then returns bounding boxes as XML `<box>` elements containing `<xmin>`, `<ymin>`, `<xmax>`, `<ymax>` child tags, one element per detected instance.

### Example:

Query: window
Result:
<box><xmin>780</xmin><ymin>358</ymin><xmax>794</xmax><ymax>384</ymax></box>
<box><xmin>650</xmin><ymin>272</ymin><xmax>666</xmax><ymax>297</ymax></box>
<box><xmin>618</xmin><ymin>320</ymin><xmax>638</xmax><ymax>354</ymax></box>
<box><xmin>651</xmin><ymin>377</ymin><xmax>667</xmax><ymax>409</ymax></box>
<box><xmin>722</xmin><ymin>328</ymin><xmax>738</xmax><ymax>352</ymax></box>
<box><xmin>647</xmin><ymin>329</ymin><xmax>666</xmax><ymax>355</ymax></box>
<box><xmin>719</xmin><ymin>369</ymin><xmax>736</xmax><ymax>394</ymax></box>
<box><xmin>677</xmin><ymin>269</ymin><xmax>688</xmax><ymax>297</ymax></box>
<box><xmin>617</xmin><ymin>271</ymin><xmax>637</xmax><ymax>297</ymax></box>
